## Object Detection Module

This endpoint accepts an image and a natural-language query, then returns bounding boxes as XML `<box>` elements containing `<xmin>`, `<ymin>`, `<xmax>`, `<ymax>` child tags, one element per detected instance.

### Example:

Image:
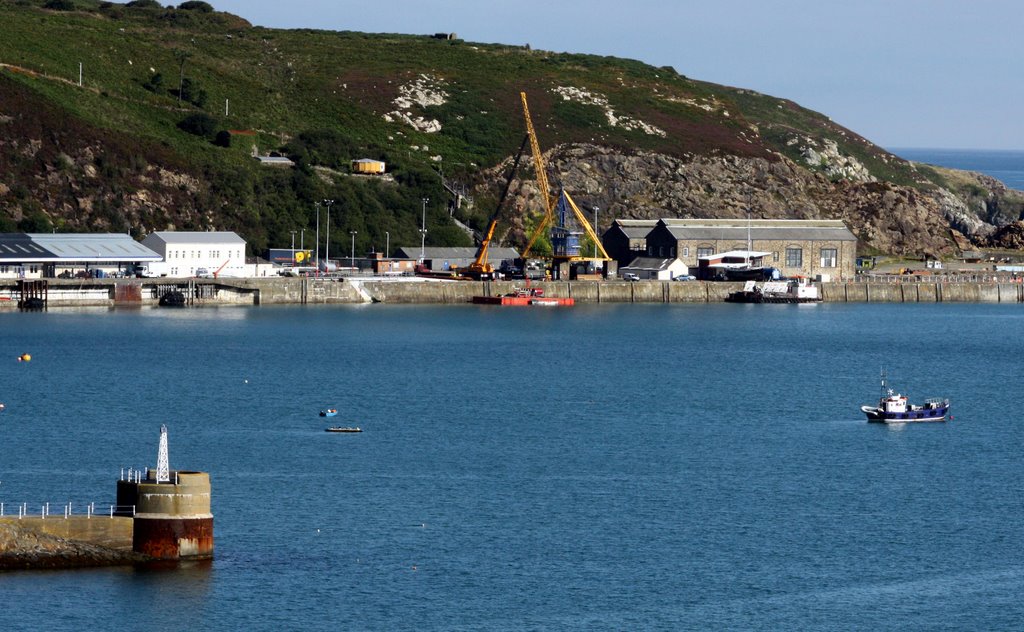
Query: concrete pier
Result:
<box><xmin>1</xmin><ymin>277</ymin><xmax>1022</xmax><ymax>306</ymax></box>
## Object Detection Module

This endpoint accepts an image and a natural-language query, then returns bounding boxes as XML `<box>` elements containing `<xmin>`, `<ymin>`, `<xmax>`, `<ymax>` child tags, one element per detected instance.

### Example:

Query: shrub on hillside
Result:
<box><xmin>43</xmin><ymin>0</ymin><xmax>75</xmax><ymax>10</ymax></box>
<box><xmin>214</xmin><ymin>130</ymin><xmax>232</xmax><ymax>148</ymax></box>
<box><xmin>178</xmin><ymin>1</ymin><xmax>214</xmax><ymax>11</ymax></box>
<box><xmin>126</xmin><ymin>0</ymin><xmax>162</xmax><ymax>8</ymax></box>
<box><xmin>177</xmin><ymin>113</ymin><xmax>218</xmax><ymax>138</ymax></box>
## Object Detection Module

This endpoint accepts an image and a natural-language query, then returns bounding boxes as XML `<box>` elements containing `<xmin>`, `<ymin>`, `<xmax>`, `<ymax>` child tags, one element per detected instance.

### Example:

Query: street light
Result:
<box><xmin>300</xmin><ymin>228</ymin><xmax>304</xmax><ymax>261</ymax></box>
<box><xmin>314</xmin><ymin>201</ymin><xmax>320</xmax><ymax>272</ymax></box>
<box><xmin>385</xmin><ymin>231</ymin><xmax>390</xmax><ymax>258</ymax></box>
<box><xmin>324</xmin><ymin>199</ymin><xmax>334</xmax><ymax>270</ymax></box>
<box><xmin>349</xmin><ymin>230</ymin><xmax>357</xmax><ymax>270</ymax></box>
<box><xmin>289</xmin><ymin>230</ymin><xmax>297</xmax><ymax>265</ymax></box>
<box><xmin>592</xmin><ymin>205</ymin><xmax>599</xmax><ymax>258</ymax></box>
<box><xmin>420</xmin><ymin>197</ymin><xmax>429</xmax><ymax>262</ymax></box>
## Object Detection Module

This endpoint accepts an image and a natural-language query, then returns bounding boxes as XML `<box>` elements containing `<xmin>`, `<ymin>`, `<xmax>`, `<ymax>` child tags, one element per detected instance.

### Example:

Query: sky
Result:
<box><xmin>210</xmin><ymin>0</ymin><xmax>1024</xmax><ymax>151</ymax></box>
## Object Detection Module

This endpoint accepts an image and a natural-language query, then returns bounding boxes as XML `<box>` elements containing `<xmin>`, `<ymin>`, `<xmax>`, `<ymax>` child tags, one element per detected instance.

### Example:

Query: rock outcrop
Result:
<box><xmin>474</xmin><ymin>143</ymin><xmax>1021</xmax><ymax>256</ymax></box>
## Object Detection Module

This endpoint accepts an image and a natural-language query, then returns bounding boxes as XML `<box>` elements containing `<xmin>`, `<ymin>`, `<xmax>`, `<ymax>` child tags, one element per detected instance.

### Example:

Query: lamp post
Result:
<box><xmin>592</xmin><ymin>205</ymin><xmax>599</xmax><ymax>258</ymax></box>
<box><xmin>314</xmin><ymin>201</ymin><xmax>320</xmax><ymax>272</ymax></box>
<box><xmin>420</xmin><ymin>197</ymin><xmax>429</xmax><ymax>262</ymax></box>
<box><xmin>349</xmin><ymin>230</ymin><xmax>357</xmax><ymax>270</ymax></box>
<box><xmin>324</xmin><ymin>199</ymin><xmax>334</xmax><ymax>270</ymax></box>
<box><xmin>385</xmin><ymin>231</ymin><xmax>390</xmax><ymax>258</ymax></box>
<box><xmin>289</xmin><ymin>230</ymin><xmax>297</xmax><ymax>266</ymax></box>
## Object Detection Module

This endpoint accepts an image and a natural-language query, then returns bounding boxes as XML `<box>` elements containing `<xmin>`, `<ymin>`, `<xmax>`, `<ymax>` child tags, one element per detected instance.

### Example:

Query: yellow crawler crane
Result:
<box><xmin>519</xmin><ymin>92</ymin><xmax>611</xmax><ymax>269</ymax></box>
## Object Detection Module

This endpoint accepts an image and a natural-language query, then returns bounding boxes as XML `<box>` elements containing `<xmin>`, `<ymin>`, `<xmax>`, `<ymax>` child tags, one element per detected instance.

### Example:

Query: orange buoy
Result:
<box><xmin>18</xmin><ymin>353</ymin><xmax>31</xmax><ymax>362</ymax></box>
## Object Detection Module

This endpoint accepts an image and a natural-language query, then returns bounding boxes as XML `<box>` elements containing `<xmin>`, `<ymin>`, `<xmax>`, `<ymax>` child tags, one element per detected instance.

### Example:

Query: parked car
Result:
<box><xmin>673</xmin><ymin>275</ymin><xmax>696</xmax><ymax>281</ymax></box>
<box><xmin>623</xmin><ymin>272</ymin><xmax>640</xmax><ymax>282</ymax></box>
<box><xmin>195</xmin><ymin>268</ymin><xmax>214</xmax><ymax>279</ymax></box>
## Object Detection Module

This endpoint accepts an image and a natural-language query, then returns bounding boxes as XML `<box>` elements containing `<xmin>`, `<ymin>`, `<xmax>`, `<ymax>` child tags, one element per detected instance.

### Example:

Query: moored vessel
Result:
<box><xmin>725</xmin><ymin>277</ymin><xmax>821</xmax><ymax>303</ymax></box>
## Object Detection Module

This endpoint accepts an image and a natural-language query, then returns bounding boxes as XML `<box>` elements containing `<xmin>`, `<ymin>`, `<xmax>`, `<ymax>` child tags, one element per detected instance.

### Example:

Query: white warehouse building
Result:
<box><xmin>142</xmin><ymin>231</ymin><xmax>248</xmax><ymax>278</ymax></box>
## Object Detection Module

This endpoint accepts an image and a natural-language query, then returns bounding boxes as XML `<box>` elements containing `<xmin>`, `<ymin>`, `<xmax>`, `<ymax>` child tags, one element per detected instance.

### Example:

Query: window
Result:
<box><xmin>820</xmin><ymin>248</ymin><xmax>837</xmax><ymax>268</ymax></box>
<box><xmin>682</xmin><ymin>246</ymin><xmax>689</xmax><ymax>258</ymax></box>
<box><xmin>697</xmin><ymin>247</ymin><xmax>714</xmax><ymax>259</ymax></box>
<box><xmin>785</xmin><ymin>247</ymin><xmax>803</xmax><ymax>267</ymax></box>
<box><xmin>773</xmin><ymin>251</ymin><xmax>779</xmax><ymax>262</ymax></box>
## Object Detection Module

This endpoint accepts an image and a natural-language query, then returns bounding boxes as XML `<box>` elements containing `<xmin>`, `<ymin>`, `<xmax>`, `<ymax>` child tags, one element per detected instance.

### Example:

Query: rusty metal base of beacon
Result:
<box><xmin>133</xmin><ymin>516</ymin><xmax>214</xmax><ymax>560</ymax></box>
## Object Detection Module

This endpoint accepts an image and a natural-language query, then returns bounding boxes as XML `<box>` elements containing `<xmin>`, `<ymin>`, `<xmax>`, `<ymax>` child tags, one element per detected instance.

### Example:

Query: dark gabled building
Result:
<box><xmin>601</xmin><ymin>219</ymin><xmax>658</xmax><ymax>268</ymax></box>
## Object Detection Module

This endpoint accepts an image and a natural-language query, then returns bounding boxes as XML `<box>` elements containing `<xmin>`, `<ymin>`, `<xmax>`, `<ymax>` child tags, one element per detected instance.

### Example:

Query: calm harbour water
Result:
<box><xmin>1</xmin><ymin>302</ymin><xmax>1023</xmax><ymax>629</ymax></box>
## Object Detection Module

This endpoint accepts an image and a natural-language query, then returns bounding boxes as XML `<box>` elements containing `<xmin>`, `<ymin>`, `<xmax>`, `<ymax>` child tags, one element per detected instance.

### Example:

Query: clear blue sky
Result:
<box><xmin>211</xmin><ymin>0</ymin><xmax>1024</xmax><ymax>151</ymax></box>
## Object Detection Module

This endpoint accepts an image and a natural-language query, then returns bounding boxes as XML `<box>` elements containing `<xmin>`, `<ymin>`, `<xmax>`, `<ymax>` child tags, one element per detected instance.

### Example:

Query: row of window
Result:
<box><xmin>167</xmin><ymin>250</ymin><xmax>239</xmax><ymax>259</ymax></box>
<box><xmin>0</xmin><ymin>265</ymin><xmax>39</xmax><ymax>274</ymax></box>
<box><xmin>646</xmin><ymin>246</ymin><xmax>839</xmax><ymax>268</ymax></box>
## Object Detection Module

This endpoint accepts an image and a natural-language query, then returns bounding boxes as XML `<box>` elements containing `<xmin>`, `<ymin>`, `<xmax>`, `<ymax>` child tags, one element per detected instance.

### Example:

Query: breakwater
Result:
<box><xmin>1</xmin><ymin>278</ymin><xmax>1022</xmax><ymax>307</ymax></box>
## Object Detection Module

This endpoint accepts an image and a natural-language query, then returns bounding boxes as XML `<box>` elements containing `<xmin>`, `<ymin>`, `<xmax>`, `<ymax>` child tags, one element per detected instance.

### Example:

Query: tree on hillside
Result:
<box><xmin>177</xmin><ymin>113</ymin><xmax>218</xmax><ymax>139</ymax></box>
<box><xmin>126</xmin><ymin>0</ymin><xmax>161</xmax><ymax>7</ymax></box>
<box><xmin>178</xmin><ymin>1</ymin><xmax>214</xmax><ymax>11</ymax></box>
<box><xmin>43</xmin><ymin>0</ymin><xmax>75</xmax><ymax>10</ymax></box>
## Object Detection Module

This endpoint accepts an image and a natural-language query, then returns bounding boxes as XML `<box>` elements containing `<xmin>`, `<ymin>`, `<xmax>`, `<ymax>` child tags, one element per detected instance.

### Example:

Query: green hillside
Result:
<box><xmin>0</xmin><ymin>0</ymin><xmax>966</xmax><ymax>256</ymax></box>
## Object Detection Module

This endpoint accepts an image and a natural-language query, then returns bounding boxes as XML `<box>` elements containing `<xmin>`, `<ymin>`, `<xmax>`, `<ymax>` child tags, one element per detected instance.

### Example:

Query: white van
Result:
<box><xmin>622</xmin><ymin>272</ymin><xmax>640</xmax><ymax>282</ymax></box>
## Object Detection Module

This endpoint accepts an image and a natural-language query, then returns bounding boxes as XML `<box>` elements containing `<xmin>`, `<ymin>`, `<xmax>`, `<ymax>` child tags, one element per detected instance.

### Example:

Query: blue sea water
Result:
<box><xmin>2</xmin><ymin>303</ymin><xmax>1024</xmax><ymax>630</ymax></box>
<box><xmin>891</xmin><ymin>147</ymin><xmax>1024</xmax><ymax>190</ymax></box>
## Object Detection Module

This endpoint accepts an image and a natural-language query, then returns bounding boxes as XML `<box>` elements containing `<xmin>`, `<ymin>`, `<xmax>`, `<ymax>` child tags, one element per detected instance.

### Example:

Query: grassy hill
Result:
<box><xmin>0</xmin><ymin>0</ymin><xmax>1009</xmax><ymax>257</ymax></box>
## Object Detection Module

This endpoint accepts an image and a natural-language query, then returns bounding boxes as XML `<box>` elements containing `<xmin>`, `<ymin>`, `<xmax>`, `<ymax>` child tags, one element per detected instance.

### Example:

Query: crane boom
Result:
<box><xmin>468</xmin><ymin>135</ymin><xmax>530</xmax><ymax>278</ymax></box>
<box><xmin>521</xmin><ymin>92</ymin><xmax>555</xmax><ymax>259</ymax></box>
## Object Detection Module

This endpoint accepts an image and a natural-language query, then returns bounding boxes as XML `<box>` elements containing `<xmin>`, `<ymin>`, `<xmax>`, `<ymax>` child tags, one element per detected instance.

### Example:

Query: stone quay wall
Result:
<box><xmin>1</xmin><ymin>278</ymin><xmax>1022</xmax><ymax>306</ymax></box>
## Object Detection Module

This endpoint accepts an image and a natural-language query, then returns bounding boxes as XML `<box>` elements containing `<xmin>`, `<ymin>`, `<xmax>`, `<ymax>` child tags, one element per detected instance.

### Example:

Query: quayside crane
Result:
<box><xmin>519</xmin><ymin>92</ymin><xmax>611</xmax><ymax>278</ymax></box>
<box><xmin>462</xmin><ymin>135</ymin><xmax>530</xmax><ymax>280</ymax></box>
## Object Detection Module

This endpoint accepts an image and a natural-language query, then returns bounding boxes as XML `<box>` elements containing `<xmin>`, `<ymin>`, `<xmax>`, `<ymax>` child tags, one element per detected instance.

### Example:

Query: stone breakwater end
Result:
<box><xmin>0</xmin><ymin>520</ymin><xmax>152</xmax><ymax>571</ymax></box>
<box><xmin>0</xmin><ymin>278</ymin><xmax>1021</xmax><ymax>306</ymax></box>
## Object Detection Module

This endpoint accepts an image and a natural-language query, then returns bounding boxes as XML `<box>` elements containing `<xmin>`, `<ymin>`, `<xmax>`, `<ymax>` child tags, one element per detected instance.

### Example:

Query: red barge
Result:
<box><xmin>472</xmin><ymin>287</ymin><xmax>574</xmax><ymax>306</ymax></box>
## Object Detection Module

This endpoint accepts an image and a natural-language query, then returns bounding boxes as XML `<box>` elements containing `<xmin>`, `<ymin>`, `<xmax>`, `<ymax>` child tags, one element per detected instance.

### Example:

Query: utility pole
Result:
<box><xmin>350</xmin><ymin>230</ymin><xmax>357</xmax><ymax>270</ymax></box>
<box><xmin>593</xmin><ymin>205</ymin><xmax>599</xmax><ymax>258</ymax></box>
<box><xmin>420</xmin><ymin>197</ymin><xmax>429</xmax><ymax>262</ymax></box>
<box><xmin>314</xmin><ymin>201</ymin><xmax>321</xmax><ymax>273</ymax></box>
<box><xmin>385</xmin><ymin>231</ymin><xmax>390</xmax><ymax>259</ymax></box>
<box><xmin>324</xmin><ymin>199</ymin><xmax>334</xmax><ymax>269</ymax></box>
<box><xmin>290</xmin><ymin>230</ymin><xmax>297</xmax><ymax>266</ymax></box>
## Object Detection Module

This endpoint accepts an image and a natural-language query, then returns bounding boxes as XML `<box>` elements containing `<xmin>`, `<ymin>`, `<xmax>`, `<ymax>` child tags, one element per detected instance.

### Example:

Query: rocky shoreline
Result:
<box><xmin>0</xmin><ymin>523</ymin><xmax>149</xmax><ymax>571</ymax></box>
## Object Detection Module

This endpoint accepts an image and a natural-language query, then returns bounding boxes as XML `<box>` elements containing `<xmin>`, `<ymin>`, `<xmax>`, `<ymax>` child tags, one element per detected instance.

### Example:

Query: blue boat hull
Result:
<box><xmin>862</xmin><ymin>404</ymin><xmax>949</xmax><ymax>423</ymax></box>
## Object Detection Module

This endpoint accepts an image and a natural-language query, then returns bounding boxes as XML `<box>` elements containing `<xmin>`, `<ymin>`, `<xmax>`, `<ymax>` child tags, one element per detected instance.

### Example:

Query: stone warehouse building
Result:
<box><xmin>642</xmin><ymin>219</ymin><xmax>858</xmax><ymax>280</ymax></box>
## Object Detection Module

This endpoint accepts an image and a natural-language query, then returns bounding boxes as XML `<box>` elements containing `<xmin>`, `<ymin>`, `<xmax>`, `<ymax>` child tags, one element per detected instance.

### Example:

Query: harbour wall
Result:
<box><xmin>2</xmin><ymin>278</ymin><xmax>1023</xmax><ymax>306</ymax></box>
<box><xmin>0</xmin><ymin>516</ymin><xmax>134</xmax><ymax>550</ymax></box>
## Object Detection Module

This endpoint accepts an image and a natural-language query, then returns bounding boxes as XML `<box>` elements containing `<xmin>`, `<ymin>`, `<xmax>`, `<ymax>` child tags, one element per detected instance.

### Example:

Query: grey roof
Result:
<box><xmin>622</xmin><ymin>257</ymin><xmax>683</xmax><ymax>271</ymax></box>
<box><xmin>0</xmin><ymin>233</ymin><xmax>162</xmax><ymax>262</ymax></box>
<box><xmin>658</xmin><ymin>218</ymin><xmax>856</xmax><ymax>242</ymax></box>
<box><xmin>144</xmin><ymin>231</ymin><xmax>246</xmax><ymax>245</ymax></box>
<box><xmin>394</xmin><ymin>246</ymin><xmax>521</xmax><ymax>261</ymax></box>
<box><xmin>610</xmin><ymin>219</ymin><xmax>658</xmax><ymax>239</ymax></box>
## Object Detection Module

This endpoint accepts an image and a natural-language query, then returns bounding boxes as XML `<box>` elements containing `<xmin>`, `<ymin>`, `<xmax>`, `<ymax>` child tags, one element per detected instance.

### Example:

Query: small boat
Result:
<box><xmin>319</xmin><ymin>408</ymin><xmax>338</xmax><ymax>417</ymax></box>
<box><xmin>725</xmin><ymin>277</ymin><xmax>821</xmax><ymax>303</ymax></box>
<box><xmin>325</xmin><ymin>426</ymin><xmax>362</xmax><ymax>433</ymax></box>
<box><xmin>860</xmin><ymin>371</ymin><xmax>950</xmax><ymax>423</ymax></box>
<box><xmin>158</xmin><ymin>291</ymin><xmax>186</xmax><ymax>307</ymax></box>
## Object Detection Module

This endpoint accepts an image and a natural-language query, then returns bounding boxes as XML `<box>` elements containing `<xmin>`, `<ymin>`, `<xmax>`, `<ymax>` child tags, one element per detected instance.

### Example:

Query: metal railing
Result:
<box><xmin>0</xmin><ymin>502</ymin><xmax>135</xmax><ymax>519</ymax></box>
<box><xmin>852</xmin><ymin>273</ymin><xmax>1023</xmax><ymax>284</ymax></box>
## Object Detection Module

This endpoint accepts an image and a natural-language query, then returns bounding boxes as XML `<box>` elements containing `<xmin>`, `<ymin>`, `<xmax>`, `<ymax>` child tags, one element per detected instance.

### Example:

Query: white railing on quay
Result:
<box><xmin>0</xmin><ymin>502</ymin><xmax>135</xmax><ymax>519</ymax></box>
<box><xmin>853</xmin><ymin>273</ymin><xmax>1023</xmax><ymax>284</ymax></box>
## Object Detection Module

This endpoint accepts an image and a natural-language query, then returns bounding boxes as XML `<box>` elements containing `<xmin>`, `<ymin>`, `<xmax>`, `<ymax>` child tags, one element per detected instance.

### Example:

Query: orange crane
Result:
<box><xmin>464</xmin><ymin>135</ymin><xmax>530</xmax><ymax>280</ymax></box>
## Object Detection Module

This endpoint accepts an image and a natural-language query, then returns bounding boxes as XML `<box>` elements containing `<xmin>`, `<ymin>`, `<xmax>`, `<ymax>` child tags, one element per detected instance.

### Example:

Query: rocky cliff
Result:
<box><xmin>478</xmin><ymin>143</ymin><xmax>1024</xmax><ymax>256</ymax></box>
